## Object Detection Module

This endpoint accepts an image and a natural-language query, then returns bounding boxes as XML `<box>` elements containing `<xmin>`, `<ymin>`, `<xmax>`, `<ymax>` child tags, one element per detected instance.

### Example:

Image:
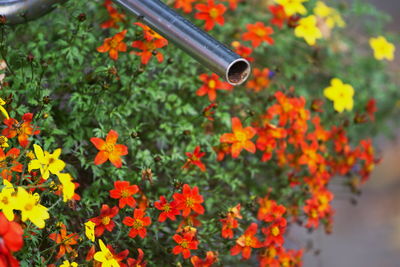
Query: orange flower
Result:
<box><xmin>230</xmin><ymin>223</ymin><xmax>263</xmax><ymax>260</ymax></box>
<box><xmin>0</xmin><ymin>212</ymin><xmax>23</xmax><ymax>267</ymax></box>
<box><xmin>222</xmin><ymin>0</ymin><xmax>241</xmax><ymax>10</ymax></box>
<box><xmin>174</xmin><ymin>0</ymin><xmax>197</xmax><ymax>13</ymax></box>
<box><xmin>127</xmin><ymin>249</ymin><xmax>147</xmax><ymax>267</ymax></box>
<box><xmin>109</xmin><ymin>181</ymin><xmax>139</xmax><ymax>208</ymax></box>
<box><xmin>262</xmin><ymin>218</ymin><xmax>287</xmax><ymax>246</ymax></box>
<box><xmin>2</xmin><ymin>113</ymin><xmax>40</xmax><ymax>148</ymax></box>
<box><xmin>220</xmin><ymin>117</ymin><xmax>257</xmax><ymax>158</ymax></box>
<box><xmin>195</xmin><ymin>0</ymin><xmax>227</xmax><ymax>31</ymax></box>
<box><xmin>134</xmin><ymin>22</ymin><xmax>165</xmax><ymax>41</ymax></box>
<box><xmin>231</xmin><ymin>41</ymin><xmax>254</xmax><ymax>62</ymax></box>
<box><xmin>89</xmin><ymin>204</ymin><xmax>119</xmax><ymax>237</ymax></box>
<box><xmin>196</xmin><ymin>73</ymin><xmax>233</xmax><ymax>102</ymax></box>
<box><xmin>172</xmin><ymin>232</ymin><xmax>199</xmax><ymax>259</ymax></box>
<box><xmin>173</xmin><ymin>184</ymin><xmax>205</xmax><ymax>217</ymax></box>
<box><xmin>242</xmin><ymin>22</ymin><xmax>274</xmax><ymax>48</ymax></box>
<box><xmin>191</xmin><ymin>251</ymin><xmax>218</xmax><ymax>267</ymax></box>
<box><xmin>49</xmin><ymin>223</ymin><xmax>79</xmax><ymax>259</ymax></box>
<box><xmin>90</xmin><ymin>129</ymin><xmax>128</xmax><ymax>168</ymax></box>
<box><xmin>97</xmin><ymin>30</ymin><xmax>128</xmax><ymax>60</ymax></box>
<box><xmin>123</xmin><ymin>209</ymin><xmax>151</xmax><ymax>238</ymax></box>
<box><xmin>154</xmin><ymin>195</ymin><xmax>180</xmax><ymax>222</ymax></box>
<box><xmin>246</xmin><ymin>68</ymin><xmax>272</xmax><ymax>92</ymax></box>
<box><xmin>131</xmin><ymin>38</ymin><xmax>168</xmax><ymax>65</ymax></box>
<box><xmin>220</xmin><ymin>204</ymin><xmax>242</xmax><ymax>239</ymax></box>
<box><xmin>0</xmin><ymin>148</ymin><xmax>23</xmax><ymax>181</ymax></box>
<box><xmin>101</xmin><ymin>0</ymin><xmax>125</xmax><ymax>29</ymax></box>
<box><xmin>269</xmin><ymin>5</ymin><xmax>288</xmax><ymax>28</ymax></box>
<box><xmin>298</xmin><ymin>141</ymin><xmax>324</xmax><ymax>174</ymax></box>
<box><xmin>182</xmin><ymin>146</ymin><xmax>206</xmax><ymax>172</ymax></box>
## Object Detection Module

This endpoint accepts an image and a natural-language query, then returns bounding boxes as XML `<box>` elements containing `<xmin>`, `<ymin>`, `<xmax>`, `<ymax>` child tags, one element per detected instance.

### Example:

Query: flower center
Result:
<box><xmin>110</xmin><ymin>39</ymin><xmax>119</xmax><ymax>48</ymax></box>
<box><xmin>121</xmin><ymin>189</ymin><xmax>130</xmax><ymax>198</ymax></box>
<box><xmin>208</xmin><ymin>80</ymin><xmax>216</xmax><ymax>89</ymax></box>
<box><xmin>105</xmin><ymin>144</ymin><xmax>114</xmax><ymax>153</ymax></box>
<box><xmin>102</xmin><ymin>216</ymin><xmax>111</xmax><ymax>225</ymax></box>
<box><xmin>185</xmin><ymin>197</ymin><xmax>194</xmax><ymax>208</ymax></box>
<box><xmin>163</xmin><ymin>204</ymin><xmax>171</xmax><ymax>212</ymax></box>
<box><xmin>25</xmin><ymin>202</ymin><xmax>34</xmax><ymax>211</ymax></box>
<box><xmin>209</xmin><ymin>8</ymin><xmax>219</xmax><ymax>19</ymax></box>
<box><xmin>255</xmin><ymin>28</ymin><xmax>266</xmax><ymax>37</ymax></box>
<box><xmin>271</xmin><ymin>226</ymin><xmax>280</xmax><ymax>236</ymax></box>
<box><xmin>133</xmin><ymin>219</ymin><xmax>143</xmax><ymax>229</ymax></box>
<box><xmin>244</xmin><ymin>235</ymin><xmax>254</xmax><ymax>247</ymax></box>
<box><xmin>235</xmin><ymin>131</ymin><xmax>247</xmax><ymax>142</ymax></box>
<box><xmin>1</xmin><ymin>196</ymin><xmax>8</xmax><ymax>205</ymax></box>
<box><xmin>180</xmin><ymin>240</ymin><xmax>189</xmax><ymax>249</ymax></box>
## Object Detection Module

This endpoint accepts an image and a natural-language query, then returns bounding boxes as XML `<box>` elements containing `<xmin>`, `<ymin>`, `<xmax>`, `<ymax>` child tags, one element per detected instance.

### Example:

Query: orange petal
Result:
<box><xmin>90</xmin><ymin>137</ymin><xmax>106</xmax><ymax>150</ymax></box>
<box><xmin>94</xmin><ymin>151</ymin><xmax>109</xmax><ymax>165</ymax></box>
<box><xmin>231</xmin><ymin>117</ymin><xmax>243</xmax><ymax>132</ymax></box>
<box><xmin>106</xmin><ymin>130</ymin><xmax>119</xmax><ymax>144</ymax></box>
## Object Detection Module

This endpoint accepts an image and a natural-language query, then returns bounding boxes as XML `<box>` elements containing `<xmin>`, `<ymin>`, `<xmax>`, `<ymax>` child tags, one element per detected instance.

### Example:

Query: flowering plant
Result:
<box><xmin>0</xmin><ymin>0</ymin><xmax>399</xmax><ymax>266</ymax></box>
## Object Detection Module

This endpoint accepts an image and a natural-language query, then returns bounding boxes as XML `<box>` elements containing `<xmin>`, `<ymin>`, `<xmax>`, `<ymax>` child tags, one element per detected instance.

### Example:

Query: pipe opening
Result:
<box><xmin>226</xmin><ymin>59</ymin><xmax>251</xmax><ymax>86</ymax></box>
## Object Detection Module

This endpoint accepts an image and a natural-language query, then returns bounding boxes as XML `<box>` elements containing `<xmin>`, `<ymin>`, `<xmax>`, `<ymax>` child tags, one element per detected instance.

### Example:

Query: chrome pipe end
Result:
<box><xmin>226</xmin><ymin>58</ymin><xmax>251</xmax><ymax>86</ymax></box>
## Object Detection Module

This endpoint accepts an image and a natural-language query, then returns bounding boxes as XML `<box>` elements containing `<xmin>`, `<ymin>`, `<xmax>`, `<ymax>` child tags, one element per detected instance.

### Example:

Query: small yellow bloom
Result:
<box><xmin>0</xmin><ymin>135</ymin><xmax>8</xmax><ymax>148</ymax></box>
<box><xmin>28</xmin><ymin>144</ymin><xmax>66</xmax><ymax>179</ymax></box>
<box><xmin>0</xmin><ymin>98</ymin><xmax>9</xmax><ymax>119</ymax></box>
<box><xmin>26</xmin><ymin>150</ymin><xmax>36</xmax><ymax>160</ymax></box>
<box><xmin>94</xmin><ymin>239</ymin><xmax>120</xmax><ymax>267</ymax></box>
<box><xmin>275</xmin><ymin>0</ymin><xmax>308</xmax><ymax>16</ymax></box>
<box><xmin>0</xmin><ymin>180</ymin><xmax>15</xmax><ymax>221</ymax></box>
<box><xmin>369</xmin><ymin>36</ymin><xmax>395</xmax><ymax>61</ymax></box>
<box><xmin>57</xmin><ymin>173</ymin><xmax>75</xmax><ymax>202</ymax></box>
<box><xmin>294</xmin><ymin>15</ymin><xmax>322</xmax><ymax>46</ymax></box>
<box><xmin>84</xmin><ymin>221</ymin><xmax>96</xmax><ymax>242</ymax></box>
<box><xmin>14</xmin><ymin>187</ymin><xmax>50</xmax><ymax>228</ymax></box>
<box><xmin>314</xmin><ymin>1</ymin><xmax>345</xmax><ymax>29</ymax></box>
<box><xmin>60</xmin><ymin>260</ymin><xmax>78</xmax><ymax>267</ymax></box>
<box><xmin>323</xmin><ymin>78</ymin><xmax>354</xmax><ymax>113</ymax></box>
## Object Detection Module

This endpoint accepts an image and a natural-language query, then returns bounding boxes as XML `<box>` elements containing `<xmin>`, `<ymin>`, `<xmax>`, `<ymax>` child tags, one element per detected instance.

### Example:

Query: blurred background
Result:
<box><xmin>293</xmin><ymin>1</ymin><xmax>400</xmax><ymax>266</ymax></box>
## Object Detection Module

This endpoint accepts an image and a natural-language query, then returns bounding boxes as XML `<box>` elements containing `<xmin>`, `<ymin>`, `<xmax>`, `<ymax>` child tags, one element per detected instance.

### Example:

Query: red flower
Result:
<box><xmin>298</xmin><ymin>141</ymin><xmax>324</xmax><ymax>174</ymax></box>
<box><xmin>196</xmin><ymin>73</ymin><xmax>233</xmax><ymax>102</ymax></box>
<box><xmin>182</xmin><ymin>146</ymin><xmax>206</xmax><ymax>172</ymax></box>
<box><xmin>101</xmin><ymin>0</ymin><xmax>126</xmax><ymax>29</ymax></box>
<box><xmin>48</xmin><ymin>223</ymin><xmax>79</xmax><ymax>259</ymax></box>
<box><xmin>220</xmin><ymin>204</ymin><xmax>242</xmax><ymax>239</ymax></box>
<box><xmin>154</xmin><ymin>196</ymin><xmax>180</xmax><ymax>222</ymax></box>
<box><xmin>0</xmin><ymin>148</ymin><xmax>23</xmax><ymax>181</ymax></box>
<box><xmin>3</xmin><ymin>113</ymin><xmax>40</xmax><ymax>148</ymax></box>
<box><xmin>123</xmin><ymin>209</ymin><xmax>151</xmax><ymax>238</ymax></box>
<box><xmin>220</xmin><ymin>117</ymin><xmax>257</xmax><ymax>158</ymax></box>
<box><xmin>134</xmin><ymin>22</ymin><xmax>165</xmax><ymax>42</ymax></box>
<box><xmin>231</xmin><ymin>41</ymin><xmax>254</xmax><ymax>62</ymax></box>
<box><xmin>269</xmin><ymin>5</ymin><xmax>288</xmax><ymax>28</ymax></box>
<box><xmin>172</xmin><ymin>232</ymin><xmax>199</xmax><ymax>259</ymax></box>
<box><xmin>262</xmin><ymin>218</ymin><xmax>287</xmax><ymax>246</ymax></box>
<box><xmin>213</xmin><ymin>142</ymin><xmax>230</xmax><ymax>161</ymax></box>
<box><xmin>246</xmin><ymin>68</ymin><xmax>272</xmax><ymax>92</ymax></box>
<box><xmin>109</xmin><ymin>181</ymin><xmax>139</xmax><ymax>208</ymax></box>
<box><xmin>90</xmin><ymin>129</ymin><xmax>128</xmax><ymax>168</ymax></box>
<box><xmin>242</xmin><ymin>22</ymin><xmax>274</xmax><ymax>48</ymax></box>
<box><xmin>174</xmin><ymin>0</ymin><xmax>197</xmax><ymax>13</ymax></box>
<box><xmin>131</xmin><ymin>38</ymin><xmax>168</xmax><ymax>65</ymax></box>
<box><xmin>173</xmin><ymin>184</ymin><xmax>205</xmax><ymax>217</ymax></box>
<box><xmin>97</xmin><ymin>30</ymin><xmax>128</xmax><ymax>61</ymax></box>
<box><xmin>127</xmin><ymin>248</ymin><xmax>147</xmax><ymax>267</ymax></box>
<box><xmin>202</xmin><ymin>103</ymin><xmax>217</xmax><ymax>121</ymax></box>
<box><xmin>0</xmin><ymin>212</ymin><xmax>23</xmax><ymax>267</ymax></box>
<box><xmin>106</xmin><ymin>243</ymin><xmax>129</xmax><ymax>267</ymax></box>
<box><xmin>191</xmin><ymin>251</ymin><xmax>218</xmax><ymax>267</ymax></box>
<box><xmin>230</xmin><ymin>223</ymin><xmax>263</xmax><ymax>260</ymax></box>
<box><xmin>366</xmin><ymin>98</ymin><xmax>377</xmax><ymax>121</ymax></box>
<box><xmin>89</xmin><ymin>204</ymin><xmax>119</xmax><ymax>237</ymax></box>
<box><xmin>195</xmin><ymin>0</ymin><xmax>227</xmax><ymax>31</ymax></box>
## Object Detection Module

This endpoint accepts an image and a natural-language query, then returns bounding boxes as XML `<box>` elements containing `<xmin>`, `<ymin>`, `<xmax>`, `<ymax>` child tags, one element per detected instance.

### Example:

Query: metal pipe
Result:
<box><xmin>114</xmin><ymin>0</ymin><xmax>250</xmax><ymax>85</ymax></box>
<box><xmin>0</xmin><ymin>0</ymin><xmax>251</xmax><ymax>85</ymax></box>
<box><xmin>0</xmin><ymin>0</ymin><xmax>66</xmax><ymax>24</ymax></box>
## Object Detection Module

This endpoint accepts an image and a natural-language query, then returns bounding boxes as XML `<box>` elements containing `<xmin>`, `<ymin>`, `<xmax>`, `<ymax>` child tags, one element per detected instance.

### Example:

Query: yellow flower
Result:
<box><xmin>314</xmin><ymin>1</ymin><xmax>345</xmax><ymax>29</ymax></box>
<box><xmin>14</xmin><ymin>187</ymin><xmax>50</xmax><ymax>228</ymax></box>
<box><xmin>369</xmin><ymin>36</ymin><xmax>395</xmax><ymax>61</ymax></box>
<box><xmin>275</xmin><ymin>0</ymin><xmax>308</xmax><ymax>16</ymax></box>
<box><xmin>57</xmin><ymin>173</ymin><xmax>75</xmax><ymax>202</ymax></box>
<box><xmin>60</xmin><ymin>260</ymin><xmax>78</xmax><ymax>267</ymax></box>
<box><xmin>0</xmin><ymin>98</ymin><xmax>9</xmax><ymax>119</ymax></box>
<box><xmin>94</xmin><ymin>239</ymin><xmax>120</xmax><ymax>267</ymax></box>
<box><xmin>323</xmin><ymin>78</ymin><xmax>354</xmax><ymax>113</ymax></box>
<box><xmin>28</xmin><ymin>144</ymin><xmax>66</xmax><ymax>179</ymax></box>
<box><xmin>294</xmin><ymin>15</ymin><xmax>322</xmax><ymax>46</ymax></box>
<box><xmin>84</xmin><ymin>221</ymin><xmax>96</xmax><ymax>242</ymax></box>
<box><xmin>0</xmin><ymin>179</ymin><xmax>15</xmax><ymax>221</ymax></box>
<box><xmin>0</xmin><ymin>135</ymin><xmax>8</xmax><ymax>148</ymax></box>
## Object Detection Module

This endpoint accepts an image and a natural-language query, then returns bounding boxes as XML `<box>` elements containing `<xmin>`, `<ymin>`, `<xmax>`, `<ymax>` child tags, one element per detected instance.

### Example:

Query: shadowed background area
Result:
<box><xmin>294</xmin><ymin>1</ymin><xmax>400</xmax><ymax>266</ymax></box>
